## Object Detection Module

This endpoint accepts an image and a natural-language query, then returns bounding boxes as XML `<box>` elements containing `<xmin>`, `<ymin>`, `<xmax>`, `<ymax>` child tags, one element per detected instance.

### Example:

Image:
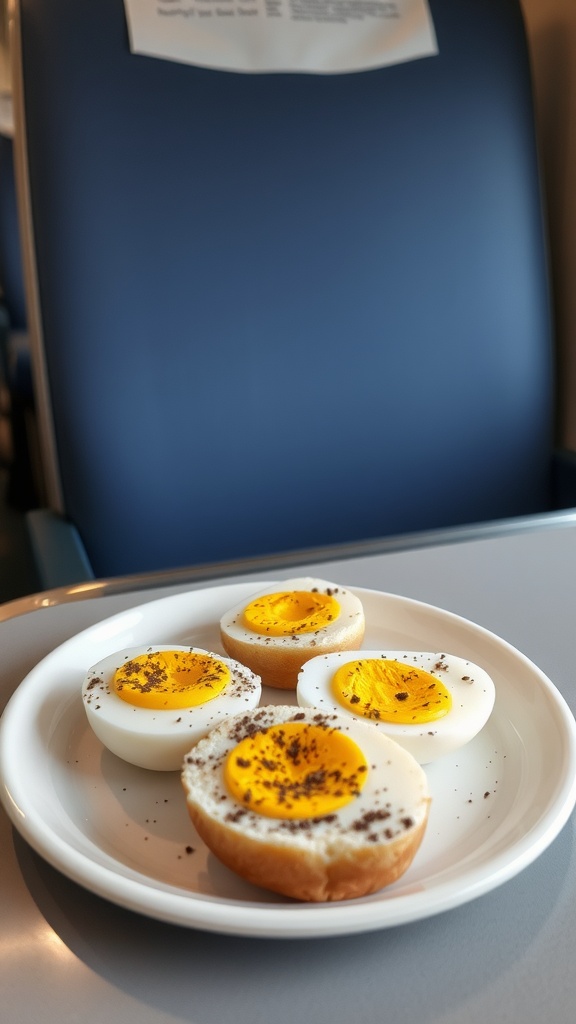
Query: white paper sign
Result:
<box><xmin>123</xmin><ymin>0</ymin><xmax>437</xmax><ymax>74</ymax></box>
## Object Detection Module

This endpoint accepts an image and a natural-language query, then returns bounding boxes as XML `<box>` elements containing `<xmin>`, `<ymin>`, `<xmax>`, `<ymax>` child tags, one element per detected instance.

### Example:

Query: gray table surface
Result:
<box><xmin>2</xmin><ymin>514</ymin><xmax>576</xmax><ymax>1024</ymax></box>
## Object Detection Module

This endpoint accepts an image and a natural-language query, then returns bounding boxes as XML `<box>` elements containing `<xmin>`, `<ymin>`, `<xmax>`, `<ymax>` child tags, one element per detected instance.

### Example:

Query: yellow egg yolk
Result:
<box><xmin>224</xmin><ymin>720</ymin><xmax>368</xmax><ymax>819</ymax></box>
<box><xmin>113</xmin><ymin>650</ymin><xmax>230</xmax><ymax>710</ymax></box>
<box><xmin>332</xmin><ymin>658</ymin><xmax>452</xmax><ymax>724</ymax></box>
<box><xmin>242</xmin><ymin>590</ymin><xmax>341</xmax><ymax>637</ymax></box>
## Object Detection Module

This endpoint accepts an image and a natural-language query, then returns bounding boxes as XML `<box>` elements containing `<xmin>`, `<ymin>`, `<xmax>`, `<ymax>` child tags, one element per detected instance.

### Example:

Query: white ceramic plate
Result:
<box><xmin>1</xmin><ymin>581</ymin><xmax>576</xmax><ymax>939</ymax></box>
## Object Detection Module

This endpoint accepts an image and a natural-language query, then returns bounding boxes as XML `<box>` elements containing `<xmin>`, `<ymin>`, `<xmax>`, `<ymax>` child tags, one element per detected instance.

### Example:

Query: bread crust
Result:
<box><xmin>185</xmin><ymin>796</ymin><xmax>429</xmax><ymax>902</ymax></box>
<box><xmin>219</xmin><ymin>615</ymin><xmax>366</xmax><ymax>690</ymax></box>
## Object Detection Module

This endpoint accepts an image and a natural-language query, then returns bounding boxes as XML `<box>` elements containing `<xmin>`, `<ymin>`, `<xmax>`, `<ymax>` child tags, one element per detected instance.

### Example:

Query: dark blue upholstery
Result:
<box><xmin>0</xmin><ymin>135</ymin><xmax>27</xmax><ymax>335</ymax></box>
<box><xmin>16</xmin><ymin>0</ymin><xmax>562</xmax><ymax>581</ymax></box>
<box><xmin>0</xmin><ymin>131</ymin><xmax>37</xmax><ymax>511</ymax></box>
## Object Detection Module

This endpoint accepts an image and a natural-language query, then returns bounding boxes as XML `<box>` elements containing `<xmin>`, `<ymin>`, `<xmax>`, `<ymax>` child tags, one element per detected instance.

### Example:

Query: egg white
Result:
<box><xmin>297</xmin><ymin>650</ymin><xmax>496</xmax><ymax>764</ymax></box>
<box><xmin>181</xmin><ymin>704</ymin><xmax>430</xmax><ymax>855</ymax></box>
<box><xmin>219</xmin><ymin>577</ymin><xmax>365</xmax><ymax>654</ymax></box>
<box><xmin>81</xmin><ymin>644</ymin><xmax>262</xmax><ymax>771</ymax></box>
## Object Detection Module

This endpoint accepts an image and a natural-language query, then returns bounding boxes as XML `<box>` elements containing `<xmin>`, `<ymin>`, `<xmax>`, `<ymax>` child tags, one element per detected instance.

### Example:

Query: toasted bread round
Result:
<box><xmin>219</xmin><ymin>578</ymin><xmax>365</xmax><ymax>690</ymax></box>
<box><xmin>181</xmin><ymin>705</ymin><xmax>430</xmax><ymax>902</ymax></box>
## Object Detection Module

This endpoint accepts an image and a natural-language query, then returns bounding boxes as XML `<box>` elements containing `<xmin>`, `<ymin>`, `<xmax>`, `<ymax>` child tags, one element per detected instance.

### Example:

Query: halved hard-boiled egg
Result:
<box><xmin>82</xmin><ymin>645</ymin><xmax>262</xmax><ymax>771</ymax></box>
<box><xmin>219</xmin><ymin>577</ymin><xmax>365</xmax><ymax>690</ymax></box>
<box><xmin>297</xmin><ymin>650</ymin><xmax>496</xmax><ymax>764</ymax></box>
<box><xmin>181</xmin><ymin>705</ymin><xmax>430</xmax><ymax>901</ymax></box>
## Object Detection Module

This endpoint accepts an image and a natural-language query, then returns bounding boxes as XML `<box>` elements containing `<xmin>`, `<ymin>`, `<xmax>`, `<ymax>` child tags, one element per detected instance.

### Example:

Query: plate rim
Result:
<box><xmin>2</xmin><ymin>579</ymin><xmax>576</xmax><ymax>938</ymax></box>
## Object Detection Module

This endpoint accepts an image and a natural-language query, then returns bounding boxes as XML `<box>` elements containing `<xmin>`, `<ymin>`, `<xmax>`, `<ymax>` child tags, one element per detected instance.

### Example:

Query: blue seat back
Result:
<box><xmin>15</xmin><ymin>0</ymin><xmax>556</xmax><ymax>577</ymax></box>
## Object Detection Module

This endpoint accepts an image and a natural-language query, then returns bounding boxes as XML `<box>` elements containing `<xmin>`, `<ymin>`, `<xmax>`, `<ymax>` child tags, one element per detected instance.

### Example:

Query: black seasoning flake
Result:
<box><xmin>352</xmin><ymin>808</ymin><xmax>392</xmax><ymax>832</ymax></box>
